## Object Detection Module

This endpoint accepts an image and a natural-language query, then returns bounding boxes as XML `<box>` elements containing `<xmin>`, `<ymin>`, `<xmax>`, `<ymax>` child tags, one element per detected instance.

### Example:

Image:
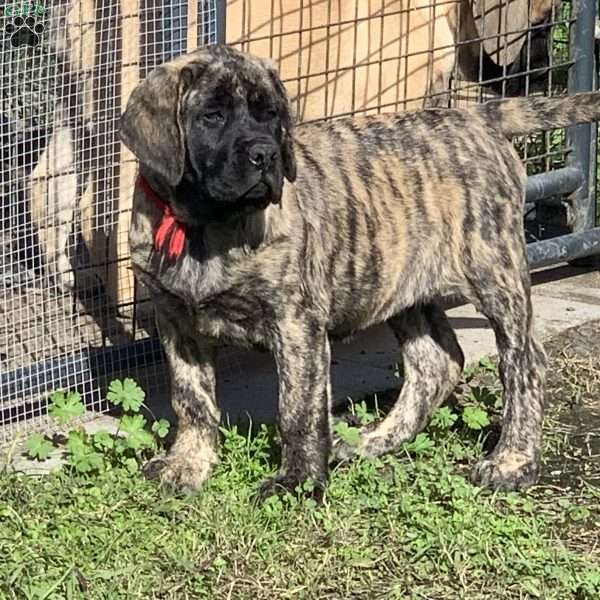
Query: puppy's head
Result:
<box><xmin>119</xmin><ymin>44</ymin><xmax>296</xmax><ymax>223</ymax></box>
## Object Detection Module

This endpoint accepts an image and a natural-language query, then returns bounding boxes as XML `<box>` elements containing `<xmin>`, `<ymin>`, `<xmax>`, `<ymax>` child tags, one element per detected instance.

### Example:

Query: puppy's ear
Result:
<box><xmin>119</xmin><ymin>60</ymin><xmax>198</xmax><ymax>186</ymax></box>
<box><xmin>266</xmin><ymin>65</ymin><xmax>297</xmax><ymax>183</ymax></box>
<box><xmin>281</xmin><ymin>123</ymin><xmax>297</xmax><ymax>183</ymax></box>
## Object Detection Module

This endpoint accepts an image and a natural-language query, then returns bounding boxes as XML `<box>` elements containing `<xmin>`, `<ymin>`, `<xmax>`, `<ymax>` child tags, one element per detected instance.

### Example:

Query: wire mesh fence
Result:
<box><xmin>0</xmin><ymin>0</ymin><xmax>597</xmax><ymax>443</ymax></box>
<box><xmin>0</xmin><ymin>0</ymin><xmax>220</xmax><ymax>442</ymax></box>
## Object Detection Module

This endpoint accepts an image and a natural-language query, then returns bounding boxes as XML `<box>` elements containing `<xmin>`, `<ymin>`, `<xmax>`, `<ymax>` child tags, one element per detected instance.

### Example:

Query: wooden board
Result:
<box><xmin>110</xmin><ymin>3</ymin><xmax>141</xmax><ymax>312</ymax></box>
<box><xmin>187</xmin><ymin>0</ymin><xmax>199</xmax><ymax>51</ymax></box>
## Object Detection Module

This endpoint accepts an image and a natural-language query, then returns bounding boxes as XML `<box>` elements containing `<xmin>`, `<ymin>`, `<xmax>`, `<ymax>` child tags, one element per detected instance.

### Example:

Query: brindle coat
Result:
<box><xmin>120</xmin><ymin>44</ymin><xmax>600</xmax><ymax>498</ymax></box>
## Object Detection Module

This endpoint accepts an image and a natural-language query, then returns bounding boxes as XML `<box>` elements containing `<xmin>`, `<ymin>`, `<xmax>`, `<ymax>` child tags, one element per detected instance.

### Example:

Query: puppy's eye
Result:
<box><xmin>255</xmin><ymin>107</ymin><xmax>277</xmax><ymax>122</ymax></box>
<box><xmin>263</xmin><ymin>109</ymin><xmax>278</xmax><ymax>121</ymax></box>
<box><xmin>203</xmin><ymin>111</ymin><xmax>225</xmax><ymax>123</ymax></box>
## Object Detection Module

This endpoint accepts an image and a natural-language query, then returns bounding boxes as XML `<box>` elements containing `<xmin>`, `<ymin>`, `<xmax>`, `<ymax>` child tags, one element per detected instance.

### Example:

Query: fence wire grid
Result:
<box><xmin>0</xmin><ymin>0</ymin><xmax>597</xmax><ymax>442</ymax></box>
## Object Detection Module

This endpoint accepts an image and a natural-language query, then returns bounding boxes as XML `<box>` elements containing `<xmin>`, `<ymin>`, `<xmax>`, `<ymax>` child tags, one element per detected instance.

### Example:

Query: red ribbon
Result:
<box><xmin>136</xmin><ymin>175</ymin><xmax>187</xmax><ymax>260</ymax></box>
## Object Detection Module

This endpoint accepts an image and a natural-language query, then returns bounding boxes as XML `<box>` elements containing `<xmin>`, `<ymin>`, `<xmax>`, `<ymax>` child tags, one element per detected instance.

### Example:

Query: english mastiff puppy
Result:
<box><xmin>120</xmin><ymin>44</ymin><xmax>600</xmax><ymax>499</ymax></box>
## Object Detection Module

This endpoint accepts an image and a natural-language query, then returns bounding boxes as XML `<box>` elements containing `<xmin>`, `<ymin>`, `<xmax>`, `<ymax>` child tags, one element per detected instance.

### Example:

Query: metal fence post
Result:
<box><xmin>567</xmin><ymin>0</ymin><xmax>598</xmax><ymax>233</ymax></box>
<box><xmin>216</xmin><ymin>0</ymin><xmax>227</xmax><ymax>44</ymax></box>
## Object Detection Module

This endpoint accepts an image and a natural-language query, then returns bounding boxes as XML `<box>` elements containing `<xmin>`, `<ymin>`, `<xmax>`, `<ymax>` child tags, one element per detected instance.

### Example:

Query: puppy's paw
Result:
<box><xmin>471</xmin><ymin>450</ymin><xmax>540</xmax><ymax>491</ymax></box>
<box><xmin>254</xmin><ymin>473</ymin><xmax>326</xmax><ymax>505</ymax></box>
<box><xmin>142</xmin><ymin>454</ymin><xmax>213</xmax><ymax>495</ymax></box>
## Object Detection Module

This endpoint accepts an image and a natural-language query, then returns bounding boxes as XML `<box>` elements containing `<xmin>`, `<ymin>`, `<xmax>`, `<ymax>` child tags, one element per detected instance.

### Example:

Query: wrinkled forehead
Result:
<box><xmin>187</xmin><ymin>57</ymin><xmax>277</xmax><ymax>108</ymax></box>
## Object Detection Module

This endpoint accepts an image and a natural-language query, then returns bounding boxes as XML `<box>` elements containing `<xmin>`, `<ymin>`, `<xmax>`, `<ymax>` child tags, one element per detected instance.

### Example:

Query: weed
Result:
<box><xmin>463</xmin><ymin>354</ymin><xmax>499</xmax><ymax>382</ymax></box>
<box><xmin>23</xmin><ymin>378</ymin><xmax>170</xmax><ymax>476</ymax></box>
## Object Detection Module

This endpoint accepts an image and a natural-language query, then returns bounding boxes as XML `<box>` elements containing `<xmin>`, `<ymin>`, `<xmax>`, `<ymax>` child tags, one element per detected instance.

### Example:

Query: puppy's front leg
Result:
<box><xmin>258</xmin><ymin>319</ymin><xmax>332</xmax><ymax>501</ymax></box>
<box><xmin>143</xmin><ymin>313</ymin><xmax>219</xmax><ymax>494</ymax></box>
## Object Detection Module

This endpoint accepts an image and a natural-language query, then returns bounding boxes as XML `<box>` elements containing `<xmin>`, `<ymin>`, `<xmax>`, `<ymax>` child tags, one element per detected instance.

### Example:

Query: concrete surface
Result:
<box><xmin>6</xmin><ymin>263</ymin><xmax>600</xmax><ymax>475</ymax></box>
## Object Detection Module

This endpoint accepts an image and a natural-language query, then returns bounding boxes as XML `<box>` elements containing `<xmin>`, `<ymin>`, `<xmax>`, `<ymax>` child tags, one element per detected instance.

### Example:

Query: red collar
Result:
<box><xmin>136</xmin><ymin>175</ymin><xmax>187</xmax><ymax>259</ymax></box>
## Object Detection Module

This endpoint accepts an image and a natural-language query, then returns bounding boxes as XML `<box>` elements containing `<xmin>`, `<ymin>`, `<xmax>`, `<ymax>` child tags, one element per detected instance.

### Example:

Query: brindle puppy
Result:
<box><xmin>120</xmin><ymin>44</ymin><xmax>600</xmax><ymax>498</ymax></box>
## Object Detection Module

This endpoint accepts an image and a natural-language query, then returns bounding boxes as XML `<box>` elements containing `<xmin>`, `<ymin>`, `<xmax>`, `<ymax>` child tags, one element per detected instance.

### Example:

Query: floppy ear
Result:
<box><xmin>472</xmin><ymin>0</ymin><xmax>553</xmax><ymax>66</ymax></box>
<box><xmin>281</xmin><ymin>122</ymin><xmax>297</xmax><ymax>183</ymax></box>
<box><xmin>266</xmin><ymin>65</ymin><xmax>297</xmax><ymax>183</ymax></box>
<box><xmin>119</xmin><ymin>61</ymin><xmax>196</xmax><ymax>186</ymax></box>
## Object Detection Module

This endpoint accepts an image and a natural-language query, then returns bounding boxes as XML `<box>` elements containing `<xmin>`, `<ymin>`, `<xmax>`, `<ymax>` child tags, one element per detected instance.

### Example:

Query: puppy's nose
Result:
<box><xmin>248</xmin><ymin>144</ymin><xmax>277</xmax><ymax>170</ymax></box>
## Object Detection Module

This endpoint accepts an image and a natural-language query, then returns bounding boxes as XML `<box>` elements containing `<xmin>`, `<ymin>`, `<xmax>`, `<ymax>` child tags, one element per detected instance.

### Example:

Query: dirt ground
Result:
<box><xmin>542</xmin><ymin>319</ymin><xmax>600</xmax><ymax>489</ymax></box>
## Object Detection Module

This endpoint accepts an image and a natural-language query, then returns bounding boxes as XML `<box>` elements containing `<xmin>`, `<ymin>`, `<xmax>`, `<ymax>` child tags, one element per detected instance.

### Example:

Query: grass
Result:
<box><xmin>1</xmin><ymin>344</ymin><xmax>599</xmax><ymax>600</ymax></box>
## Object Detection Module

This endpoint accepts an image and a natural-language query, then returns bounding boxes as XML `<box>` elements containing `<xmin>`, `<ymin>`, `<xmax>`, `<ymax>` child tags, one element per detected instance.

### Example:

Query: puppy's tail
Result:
<box><xmin>477</xmin><ymin>91</ymin><xmax>600</xmax><ymax>138</ymax></box>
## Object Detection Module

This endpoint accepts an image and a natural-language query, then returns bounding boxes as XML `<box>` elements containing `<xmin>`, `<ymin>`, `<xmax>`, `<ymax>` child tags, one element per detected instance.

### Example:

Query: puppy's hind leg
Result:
<box><xmin>470</xmin><ymin>266</ymin><xmax>547</xmax><ymax>491</ymax></box>
<box><xmin>143</xmin><ymin>311</ymin><xmax>219</xmax><ymax>494</ymax></box>
<box><xmin>333</xmin><ymin>303</ymin><xmax>464</xmax><ymax>460</ymax></box>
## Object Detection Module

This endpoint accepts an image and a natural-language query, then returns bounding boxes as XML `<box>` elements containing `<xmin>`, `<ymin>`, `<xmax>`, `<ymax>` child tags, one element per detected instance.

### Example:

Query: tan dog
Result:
<box><xmin>120</xmin><ymin>44</ymin><xmax>599</xmax><ymax>499</ymax></box>
<box><xmin>227</xmin><ymin>0</ymin><xmax>556</xmax><ymax>119</ymax></box>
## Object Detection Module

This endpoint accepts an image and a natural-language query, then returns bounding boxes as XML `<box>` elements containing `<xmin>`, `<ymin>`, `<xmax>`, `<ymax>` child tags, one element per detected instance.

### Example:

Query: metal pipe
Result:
<box><xmin>527</xmin><ymin>226</ymin><xmax>600</xmax><ymax>268</ymax></box>
<box><xmin>567</xmin><ymin>0</ymin><xmax>598</xmax><ymax>232</ymax></box>
<box><xmin>525</xmin><ymin>167</ymin><xmax>585</xmax><ymax>203</ymax></box>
